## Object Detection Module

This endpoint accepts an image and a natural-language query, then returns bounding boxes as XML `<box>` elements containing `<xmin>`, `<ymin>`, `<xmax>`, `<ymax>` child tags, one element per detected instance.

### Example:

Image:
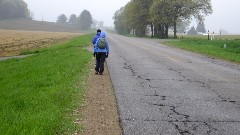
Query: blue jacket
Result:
<box><xmin>92</xmin><ymin>32</ymin><xmax>101</xmax><ymax>45</ymax></box>
<box><xmin>94</xmin><ymin>32</ymin><xmax>109</xmax><ymax>54</ymax></box>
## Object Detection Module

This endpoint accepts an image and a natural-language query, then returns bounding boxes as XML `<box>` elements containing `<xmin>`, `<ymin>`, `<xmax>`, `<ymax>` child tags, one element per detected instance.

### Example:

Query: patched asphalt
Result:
<box><xmin>106</xmin><ymin>34</ymin><xmax>240</xmax><ymax>135</ymax></box>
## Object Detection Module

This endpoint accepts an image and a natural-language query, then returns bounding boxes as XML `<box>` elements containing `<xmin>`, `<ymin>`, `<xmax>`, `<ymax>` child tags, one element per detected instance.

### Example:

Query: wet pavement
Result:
<box><xmin>107</xmin><ymin>34</ymin><xmax>240</xmax><ymax>135</ymax></box>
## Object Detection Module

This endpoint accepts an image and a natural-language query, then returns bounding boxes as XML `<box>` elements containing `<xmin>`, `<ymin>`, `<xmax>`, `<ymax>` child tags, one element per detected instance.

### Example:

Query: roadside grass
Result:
<box><xmin>0</xmin><ymin>34</ymin><xmax>94</xmax><ymax>134</ymax></box>
<box><xmin>163</xmin><ymin>35</ymin><xmax>240</xmax><ymax>63</ymax></box>
<box><xmin>180</xmin><ymin>34</ymin><xmax>240</xmax><ymax>40</ymax></box>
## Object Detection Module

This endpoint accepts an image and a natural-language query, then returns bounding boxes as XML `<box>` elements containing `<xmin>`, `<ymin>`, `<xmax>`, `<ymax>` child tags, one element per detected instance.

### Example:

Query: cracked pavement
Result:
<box><xmin>106</xmin><ymin>34</ymin><xmax>240</xmax><ymax>135</ymax></box>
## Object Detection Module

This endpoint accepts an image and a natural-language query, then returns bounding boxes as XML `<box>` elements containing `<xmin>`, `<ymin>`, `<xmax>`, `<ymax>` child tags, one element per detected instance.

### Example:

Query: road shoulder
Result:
<box><xmin>78</xmin><ymin>59</ymin><xmax>122</xmax><ymax>135</ymax></box>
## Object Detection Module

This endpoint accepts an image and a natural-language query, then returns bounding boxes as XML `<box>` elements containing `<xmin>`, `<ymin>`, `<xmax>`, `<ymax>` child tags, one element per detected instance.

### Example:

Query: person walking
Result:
<box><xmin>94</xmin><ymin>32</ymin><xmax>109</xmax><ymax>75</ymax></box>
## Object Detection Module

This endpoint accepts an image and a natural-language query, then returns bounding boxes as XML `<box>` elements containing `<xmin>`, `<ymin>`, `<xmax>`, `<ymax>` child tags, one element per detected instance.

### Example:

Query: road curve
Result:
<box><xmin>106</xmin><ymin>34</ymin><xmax>240</xmax><ymax>135</ymax></box>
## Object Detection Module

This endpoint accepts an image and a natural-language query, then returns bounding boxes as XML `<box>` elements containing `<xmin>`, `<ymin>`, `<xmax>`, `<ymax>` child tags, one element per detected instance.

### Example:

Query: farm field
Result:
<box><xmin>0</xmin><ymin>29</ymin><xmax>80</xmax><ymax>57</ymax></box>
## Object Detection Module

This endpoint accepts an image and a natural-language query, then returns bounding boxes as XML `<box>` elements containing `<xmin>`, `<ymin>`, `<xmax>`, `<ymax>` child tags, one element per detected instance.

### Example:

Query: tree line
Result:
<box><xmin>0</xmin><ymin>0</ymin><xmax>93</xmax><ymax>31</ymax></box>
<box><xmin>113</xmin><ymin>0</ymin><xmax>213</xmax><ymax>39</ymax></box>
<box><xmin>0</xmin><ymin>0</ymin><xmax>29</xmax><ymax>19</ymax></box>
<box><xmin>56</xmin><ymin>10</ymin><xmax>92</xmax><ymax>30</ymax></box>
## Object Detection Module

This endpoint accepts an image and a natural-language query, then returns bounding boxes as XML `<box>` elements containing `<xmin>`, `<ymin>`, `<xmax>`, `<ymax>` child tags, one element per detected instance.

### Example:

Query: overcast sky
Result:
<box><xmin>24</xmin><ymin>0</ymin><xmax>240</xmax><ymax>34</ymax></box>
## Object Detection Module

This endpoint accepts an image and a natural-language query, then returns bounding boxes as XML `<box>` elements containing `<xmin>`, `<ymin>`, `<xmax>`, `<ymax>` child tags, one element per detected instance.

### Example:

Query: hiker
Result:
<box><xmin>92</xmin><ymin>29</ymin><xmax>102</xmax><ymax>56</ymax></box>
<box><xmin>94</xmin><ymin>32</ymin><xmax>109</xmax><ymax>75</ymax></box>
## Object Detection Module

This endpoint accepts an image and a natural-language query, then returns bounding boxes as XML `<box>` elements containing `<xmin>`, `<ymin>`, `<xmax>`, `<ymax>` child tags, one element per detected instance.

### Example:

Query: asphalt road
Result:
<box><xmin>106</xmin><ymin>34</ymin><xmax>240</xmax><ymax>135</ymax></box>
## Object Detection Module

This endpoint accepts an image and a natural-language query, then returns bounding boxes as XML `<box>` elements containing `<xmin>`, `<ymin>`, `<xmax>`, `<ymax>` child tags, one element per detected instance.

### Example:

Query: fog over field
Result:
<box><xmin>24</xmin><ymin>0</ymin><xmax>240</xmax><ymax>34</ymax></box>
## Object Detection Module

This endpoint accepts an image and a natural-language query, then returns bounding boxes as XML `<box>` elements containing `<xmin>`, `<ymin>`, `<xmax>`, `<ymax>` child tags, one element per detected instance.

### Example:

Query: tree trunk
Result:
<box><xmin>141</xmin><ymin>29</ymin><xmax>145</xmax><ymax>37</ymax></box>
<box><xmin>151</xmin><ymin>23</ymin><xmax>154</xmax><ymax>38</ymax></box>
<box><xmin>161</xmin><ymin>25</ymin><xmax>165</xmax><ymax>39</ymax></box>
<box><xmin>154</xmin><ymin>25</ymin><xmax>158</xmax><ymax>38</ymax></box>
<box><xmin>136</xmin><ymin>29</ymin><xmax>139</xmax><ymax>36</ymax></box>
<box><xmin>165</xmin><ymin>25</ymin><xmax>169</xmax><ymax>39</ymax></box>
<box><xmin>174</xmin><ymin>22</ymin><xmax>177</xmax><ymax>39</ymax></box>
<box><xmin>158</xmin><ymin>24</ymin><xmax>162</xmax><ymax>38</ymax></box>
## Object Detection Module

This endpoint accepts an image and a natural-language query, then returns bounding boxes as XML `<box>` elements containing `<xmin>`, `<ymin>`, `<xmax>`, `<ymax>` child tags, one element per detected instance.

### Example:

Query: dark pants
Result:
<box><xmin>95</xmin><ymin>52</ymin><xmax>106</xmax><ymax>73</ymax></box>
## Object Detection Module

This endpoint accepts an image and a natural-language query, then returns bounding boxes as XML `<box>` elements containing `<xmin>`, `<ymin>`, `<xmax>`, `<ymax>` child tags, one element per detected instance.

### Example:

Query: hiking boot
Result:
<box><xmin>99</xmin><ymin>72</ymin><xmax>103</xmax><ymax>75</ymax></box>
<box><xmin>95</xmin><ymin>71</ymin><xmax>98</xmax><ymax>74</ymax></box>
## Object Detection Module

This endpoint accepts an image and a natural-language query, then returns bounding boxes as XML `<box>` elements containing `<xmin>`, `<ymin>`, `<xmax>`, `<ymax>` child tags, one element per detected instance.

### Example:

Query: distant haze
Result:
<box><xmin>204</xmin><ymin>0</ymin><xmax>240</xmax><ymax>34</ymax></box>
<box><xmin>24</xmin><ymin>0</ymin><xmax>240</xmax><ymax>34</ymax></box>
<box><xmin>23</xmin><ymin>0</ymin><xmax>129</xmax><ymax>27</ymax></box>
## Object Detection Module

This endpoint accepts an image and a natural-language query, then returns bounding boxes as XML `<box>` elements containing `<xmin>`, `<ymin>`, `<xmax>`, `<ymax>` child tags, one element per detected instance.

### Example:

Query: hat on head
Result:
<box><xmin>97</xmin><ymin>29</ymin><xmax>101</xmax><ymax>33</ymax></box>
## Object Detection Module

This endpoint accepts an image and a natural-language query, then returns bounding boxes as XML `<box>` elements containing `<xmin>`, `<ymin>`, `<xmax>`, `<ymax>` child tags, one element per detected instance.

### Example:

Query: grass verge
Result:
<box><xmin>0</xmin><ymin>34</ymin><xmax>94</xmax><ymax>134</ymax></box>
<box><xmin>163</xmin><ymin>37</ymin><xmax>240</xmax><ymax>63</ymax></box>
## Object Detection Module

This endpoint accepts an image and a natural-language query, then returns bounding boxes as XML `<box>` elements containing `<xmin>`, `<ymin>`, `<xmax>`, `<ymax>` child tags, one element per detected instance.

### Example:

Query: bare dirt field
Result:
<box><xmin>0</xmin><ymin>29</ymin><xmax>80</xmax><ymax>57</ymax></box>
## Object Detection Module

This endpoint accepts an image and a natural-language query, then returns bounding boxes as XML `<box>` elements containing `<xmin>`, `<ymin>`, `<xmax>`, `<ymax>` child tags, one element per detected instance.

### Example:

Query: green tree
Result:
<box><xmin>187</xmin><ymin>26</ymin><xmax>198</xmax><ymax>35</ymax></box>
<box><xmin>56</xmin><ymin>14</ymin><xmax>68</xmax><ymax>24</ymax></box>
<box><xmin>78</xmin><ymin>10</ymin><xmax>92</xmax><ymax>30</ymax></box>
<box><xmin>113</xmin><ymin>0</ymin><xmax>212</xmax><ymax>39</ymax></box>
<box><xmin>0</xmin><ymin>0</ymin><xmax>29</xmax><ymax>19</ymax></box>
<box><xmin>113</xmin><ymin>0</ymin><xmax>153</xmax><ymax>37</ymax></box>
<box><xmin>113</xmin><ymin>7</ymin><xmax>130</xmax><ymax>35</ymax></box>
<box><xmin>150</xmin><ymin>0</ymin><xmax>173</xmax><ymax>38</ymax></box>
<box><xmin>196</xmin><ymin>21</ymin><xmax>206</xmax><ymax>33</ymax></box>
<box><xmin>125</xmin><ymin>0</ymin><xmax>153</xmax><ymax>37</ymax></box>
<box><xmin>68</xmin><ymin>14</ymin><xmax>77</xmax><ymax>25</ymax></box>
<box><xmin>177</xmin><ymin>19</ymin><xmax>190</xmax><ymax>34</ymax></box>
<box><xmin>149</xmin><ymin>0</ymin><xmax>212</xmax><ymax>38</ymax></box>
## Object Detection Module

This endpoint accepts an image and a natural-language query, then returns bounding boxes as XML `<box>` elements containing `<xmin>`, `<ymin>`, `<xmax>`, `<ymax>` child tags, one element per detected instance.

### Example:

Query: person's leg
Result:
<box><xmin>99</xmin><ymin>52</ymin><xmax>106</xmax><ymax>75</ymax></box>
<box><xmin>95</xmin><ymin>53</ymin><xmax>101</xmax><ymax>74</ymax></box>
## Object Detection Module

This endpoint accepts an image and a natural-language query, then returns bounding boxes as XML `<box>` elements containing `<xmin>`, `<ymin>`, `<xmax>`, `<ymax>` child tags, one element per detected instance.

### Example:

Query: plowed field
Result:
<box><xmin>0</xmin><ymin>29</ymin><xmax>80</xmax><ymax>57</ymax></box>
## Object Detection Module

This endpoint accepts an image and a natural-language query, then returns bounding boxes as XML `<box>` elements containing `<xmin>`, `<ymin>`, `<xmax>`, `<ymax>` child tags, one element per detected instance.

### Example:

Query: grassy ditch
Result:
<box><xmin>0</xmin><ymin>34</ymin><xmax>94</xmax><ymax>134</ymax></box>
<box><xmin>163</xmin><ymin>36</ymin><xmax>240</xmax><ymax>63</ymax></box>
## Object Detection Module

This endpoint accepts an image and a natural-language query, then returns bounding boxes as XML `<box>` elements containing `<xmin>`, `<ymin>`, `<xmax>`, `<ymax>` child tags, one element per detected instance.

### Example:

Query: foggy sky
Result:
<box><xmin>24</xmin><ymin>0</ymin><xmax>240</xmax><ymax>34</ymax></box>
<box><xmin>204</xmin><ymin>0</ymin><xmax>240</xmax><ymax>34</ymax></box>
<box><xmin>23</xmin><ymin>0</ymin><xmax>129</xmax><ymax>27</ymax></box>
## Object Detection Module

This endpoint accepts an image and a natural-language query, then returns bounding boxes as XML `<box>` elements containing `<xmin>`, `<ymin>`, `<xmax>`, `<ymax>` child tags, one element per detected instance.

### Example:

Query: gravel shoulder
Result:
<box><xmin>78</xmin><ymin>58</ymin><xmax>122</xmax><ymax>135</ymax></box>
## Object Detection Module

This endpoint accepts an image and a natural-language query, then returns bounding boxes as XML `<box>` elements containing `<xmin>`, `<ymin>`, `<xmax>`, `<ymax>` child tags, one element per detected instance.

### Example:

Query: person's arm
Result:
<box><xmin>92</xmin><ymin>36</ymin><xmax>97</xmax><ymax>45</ymax></box>
<box><xmin>94</xmin><ymin>39</ymin><xmax>99</xmax><ymax>53</ymax></box>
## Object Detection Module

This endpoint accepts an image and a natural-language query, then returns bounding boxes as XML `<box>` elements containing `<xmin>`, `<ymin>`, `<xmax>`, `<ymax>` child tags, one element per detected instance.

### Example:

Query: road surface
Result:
<box><xmin>106</xmin><ymin>34</ymin><xmax>240</xmax><ymax>135</ymax></box>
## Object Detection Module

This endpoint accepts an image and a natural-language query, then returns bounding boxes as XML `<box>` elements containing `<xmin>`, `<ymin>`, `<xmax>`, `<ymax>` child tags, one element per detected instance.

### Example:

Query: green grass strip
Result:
<box><xmin>163</xmin><ymin>37</ymin><xmax>240</xmax><ymax>63</ymax></box>
<box><xmin>0</xmin><ymin>34</ymin><xmax>94</xmax><ymax>135</ymax></box>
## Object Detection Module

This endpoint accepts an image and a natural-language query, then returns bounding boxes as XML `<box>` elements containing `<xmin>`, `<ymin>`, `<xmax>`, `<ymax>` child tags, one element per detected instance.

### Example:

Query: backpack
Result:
<box><xmin>98</xmin><ymin>38</ymin><xmax>107</xmax><ymax>49</ymax></box>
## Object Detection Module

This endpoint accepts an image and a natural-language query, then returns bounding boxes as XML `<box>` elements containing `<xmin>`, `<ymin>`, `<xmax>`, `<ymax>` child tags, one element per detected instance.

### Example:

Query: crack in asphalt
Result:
<box><xmin>121</xmin><ymin>59</ymin><xmax>220</xmax><ymax>134</ymax></box>
<box><xmin>145</xmin><ymin>101</ymin><xmax>220</xmax><ymax>135</ymax></box>
<box><xmin>114</xmin><ymin>54</ymin><xmax>239</xmax><ymax>134</ymax></box>
<box><xmin>123</xmin><ymin>61</ymin><xmax>137</xmax><ymax>77</ymax></box>
<box><xmin>167</xmin><ymin>67</ymin><xmax>239</xmax><ymax>105</ymax></box>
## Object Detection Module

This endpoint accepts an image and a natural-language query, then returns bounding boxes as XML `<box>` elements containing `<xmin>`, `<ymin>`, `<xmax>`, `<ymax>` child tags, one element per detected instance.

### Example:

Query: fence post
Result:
<box><xmin>208</xmin><ymin>30</ymin><xmax>210</xmax><ymax>40</ymax></box>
